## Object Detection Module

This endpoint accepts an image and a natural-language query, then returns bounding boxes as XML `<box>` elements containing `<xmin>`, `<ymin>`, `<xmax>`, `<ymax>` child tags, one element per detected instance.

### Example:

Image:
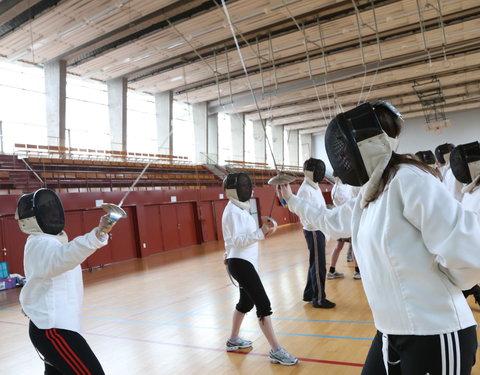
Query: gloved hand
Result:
<box><xmin>261</xmin><ymin>221</ymin><xmax>274</xmax><ymax>237</ymax></box>
<box><xmin>98</xmin><ymin>214</ymin><xmax>117</xmax><ymax>236</ymax></box>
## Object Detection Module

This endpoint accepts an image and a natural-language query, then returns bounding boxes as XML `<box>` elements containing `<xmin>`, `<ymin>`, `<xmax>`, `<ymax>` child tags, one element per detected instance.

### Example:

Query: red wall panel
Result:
<box><xmin>160</xmin><ymin>205</ymin><xmax>180</xmax><ymax>251</ymax></box>
<box><xmin>213</xmin><ymin>200</ymin><xmax>228</xmax><ymax>242</ymax></box>
<box><xmin>198</xmin><ymin>201</ymin><xmax>216</xmax><ymax>242</ymax></box>
<box><xmin>143</xmin><ymin>205</ymin><xmax>164</xmax><ymax>256</ymax></box>
<box><xmin>0</xmin><ymin>183</ymin><xmax>316</xmax><ymax>272</ymax></box>
<box><xmin>2</xmin><ymin>216</ymin><xmax>28</xmax><ymax>275</ymax></box>
<box><xmin>109</xmin><ymin>206</ymin><xmax>138</xmax><ymax>263</ymax></box>
<box><xmin>177</xmin><ymin>203</ymin><xmax>198</xmax><ymax>247</ymax></box>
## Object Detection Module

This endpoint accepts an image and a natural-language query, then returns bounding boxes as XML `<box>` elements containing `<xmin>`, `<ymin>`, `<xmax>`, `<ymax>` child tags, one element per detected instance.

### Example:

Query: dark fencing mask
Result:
<box><xmin>415</xmin><ymin>150</ymin><xmax>436</xmax><ymax>165</ymax></box>
<box><xmin>16</xmin><ymin>189</ymin><xmax>65</xmax><ymax>235</ymax></box>
<box><xmin>325</xmin><ymin>102</ymin><xmax>394</xmax><ymax>187</ymax></box>
<box><xmin>450</xmin><ymin>141</ymin><xmax>480</xmax><ymax>184</ymax></box>
<box><xmin>303</xmin><ymin>158</ymin><xmax>326</xmax><ymax>183</ymax></box>
<box><xmin>435</xmin><ymin>143</ymin><xmax>455</xmax><ymax>164</ymax></box>
<box><xmin>223</xmin><ymin>173</ymin><xmax>253</xmax><ymax>202</ymax></box>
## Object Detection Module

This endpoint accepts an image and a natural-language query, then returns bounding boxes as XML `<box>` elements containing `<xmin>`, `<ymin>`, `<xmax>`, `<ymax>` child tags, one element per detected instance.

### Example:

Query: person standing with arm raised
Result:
<box><xmin>279</xmin><ymin>102</ymin><xmax>479</xmax><ymax>374</ymax></box>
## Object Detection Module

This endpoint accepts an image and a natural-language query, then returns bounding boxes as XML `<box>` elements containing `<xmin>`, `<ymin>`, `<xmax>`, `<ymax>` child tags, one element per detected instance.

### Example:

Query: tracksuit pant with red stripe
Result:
<box><xmin>29</xmin><ymin>321</ymin><xmax>105</xmax><ymax>375</ymax></box>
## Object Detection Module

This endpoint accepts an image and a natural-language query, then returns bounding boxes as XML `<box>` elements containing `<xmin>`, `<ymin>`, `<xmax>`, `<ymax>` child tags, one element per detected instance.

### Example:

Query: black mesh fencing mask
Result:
<box><xmin>324</xmin><ymin>103</ymin><xmax>384</xmax><ymax>186</ymax></box>
<box><xmin>16</xmin><ymin>188</ymin><xmax>65</xmax><ymax>235</ymax></box>
<box><xmin>450</xmin><ymin>142</ymin><xmax>480</xmax><ymax>184</ymax></box>
<box><xmin>224</xmin><ymin>173</ymin><xmax>253</xmax><ymax>202</ymax></box>
<box><xmin>435</xmin><ymin>143</ymin><xmax>455</xmax><ymax>164</ymax></box>
<box><xmin>303</xmin><ymin>158</ymin><xmax>326</xmax><ymax>183</ymax></box>
<box><xmin>415</xmin><ymin>150</ymin><xmax>436</xmax><ymax>165</ymax></box>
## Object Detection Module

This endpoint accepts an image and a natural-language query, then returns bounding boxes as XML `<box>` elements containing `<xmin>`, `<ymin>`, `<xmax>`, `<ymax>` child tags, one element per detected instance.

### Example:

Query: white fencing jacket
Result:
<box><xmin>222</xmin><ymin>201</ymin><xmax>264</xmax><ymax>271</ymax></box>
<box><xmin>462</xmin><ymin>187</ymin><xmax>480</xmax><ymax>213</ymax></box>
<box><xmin>331</xmin><ymin>181</ymin><xmax>360</xmax><ymax>207</ymax></box>
<box><xmin>296</xmin><ymin>178</ymin><xmax>326</xmax><ymax>231</ymax></box>
<box><xmin>287</xmin><ymin>164</ymin><xmax>480</xmax><ymax>335</ymax></box>
<box><xmin>443</xmin><ymin>167</ymin><xmax>464</xmax><ymax>202</ymax></box>
<box><xmin>19</xmin><ymin>229</ymin><xmax>108</xmax><ymax>332</ymax></box>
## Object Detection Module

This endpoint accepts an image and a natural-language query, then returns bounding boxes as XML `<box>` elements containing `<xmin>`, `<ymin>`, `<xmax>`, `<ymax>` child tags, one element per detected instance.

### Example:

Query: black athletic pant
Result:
<box><xmin>362</xmin><ymin>326</ymin><xmax>477</xmax><ymax>375</ymax></box>
<box><xmin>303</xmin><ymin>229</ymin><xmax>327</xmax><ymax>304</ymax></box>
<box><xmin>29</xmin><ymin>320</ymin><xmax>105</xmax><ymax>375</ymax></box>
<box><xmin>227</xmin><ymin>258</ymin><xmax>272</xmax><ymax>318</ymax></box>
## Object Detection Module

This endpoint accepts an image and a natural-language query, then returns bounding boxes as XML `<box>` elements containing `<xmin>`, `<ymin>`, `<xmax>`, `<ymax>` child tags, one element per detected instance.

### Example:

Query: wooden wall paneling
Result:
<box><xmin>143</xmin><ymin>205</ymin><xmax>164</xmax><ymax>256</ymax></box>
<box><xmin>2</xmin><ymin>216</ymin><xmax>28</xmax><ymax>275</ymax></box>
<box><xmin>176</xmin><ymin>202</ymin><xmax>198</xmax><ymax>248</ymax></box>
<box><xmin>109</xmin><ymin>206</ymin><xmax>139</xmax><ymax>262</ymax></box>
<box><xmin>213</xmin><ymin>200</ymin><xmax>228</xmax><ymax>242</ymax></box>
<box><xmin>198</xmin><ymin>201</ymin><xmax>216</xmax><ymax>242</ymax></box>
<box><xmin>160</xmin><ymin>204</ymin><xmax>180</xmax><ymax>251</ymax></box>
<box><xmin>0</xmin><ymin>218</ymin><xmax>4</xmax><ymax>264</ymax></box>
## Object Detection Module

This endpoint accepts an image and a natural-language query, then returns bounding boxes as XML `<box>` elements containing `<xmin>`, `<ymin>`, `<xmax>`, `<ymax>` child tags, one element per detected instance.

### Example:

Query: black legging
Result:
<box><xmin>29</xmin><ymin>320</ymin><xmax>105</xmax><ymax>375</ymax></box>
<box><xmin>362</xmin><ymin>326</ymin><xmax>477</xmax><ymax>375</ymax></box>
<box><xmin>227</xmin><ymin>258</ymin><xmax>272</xmax><ymax>318</ymax></box>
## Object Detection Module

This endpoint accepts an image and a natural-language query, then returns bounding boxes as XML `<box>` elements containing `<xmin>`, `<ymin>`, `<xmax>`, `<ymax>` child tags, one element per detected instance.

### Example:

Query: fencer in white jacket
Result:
<box><xmin>222</xmin><ymin>173</ymin><xmax>298</xmax><ymax>366</ymax></box>
<box><xmin>16</xmin><ymin>188</ymin><xmax>116</xmax><ymax>375</ymax></box>
<box><xmin>450</xmin><ymin>141</ymin><xmax>480</xmax><ymax>306</ymax></box>
<box><xmin>280</xmin><ymin>102</ymin><xmax>479</xmax><ymax>374</ymax></box>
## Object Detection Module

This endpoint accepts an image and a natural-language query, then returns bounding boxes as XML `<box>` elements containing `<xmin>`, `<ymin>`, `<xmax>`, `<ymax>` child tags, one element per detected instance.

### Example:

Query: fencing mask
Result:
<box><xmin>324</xmin><ymin>101</ymin><xmax>401</xmax><ymax>207</ymax></box>
<box><xmin>415</xmin><ymin>150</ymin><xmax>436</xmax><ymax>166</ymax></box>
<box><xmin>450</xmin><ymin>141</ymin><xmax>480</xmax><ymax>193</ymax></box>
<box><xmin>15</xmin><ymin>188</ymin><xmax>65</xmax><ymax>235</ymax></box>
<box><xmin>435</xmin><ymin>143</ymin><xmax>455</xmax><ymax>165</ymax></box>
<box><xmin>303</xmin><ymin>158</ymin><xmax>326</xmax><ymax>184</ymax></box>
<box><xmin>224</xmin><ymin>173</ymin><xmax>253</xmax><ymax>209</ymax></box>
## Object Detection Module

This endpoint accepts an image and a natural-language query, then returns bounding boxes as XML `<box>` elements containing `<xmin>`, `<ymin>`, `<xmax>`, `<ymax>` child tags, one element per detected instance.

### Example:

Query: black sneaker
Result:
<box><xmin>312</xmin><ymin>299</ymin><xmax>336</xmax><ymax>309</ymax></box>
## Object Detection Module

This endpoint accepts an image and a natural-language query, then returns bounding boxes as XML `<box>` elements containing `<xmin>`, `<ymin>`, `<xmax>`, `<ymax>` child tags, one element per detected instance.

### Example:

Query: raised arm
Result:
<box><xmin>279</xmin><ymin>184</ymin><xmax>354</xmax><ymax>238</ymax></box>
<box><xmin>400</xmin><ymin>172</ymin><xmax>480</xmax><ymax>289</ymax></box>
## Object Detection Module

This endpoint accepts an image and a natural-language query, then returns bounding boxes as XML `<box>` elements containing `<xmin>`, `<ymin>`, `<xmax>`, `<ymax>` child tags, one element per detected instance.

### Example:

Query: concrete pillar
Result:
<box><xmin>270</xmin><ymin>124</ymin><xmax>284</xmax><ymax>167</ymax></box>
<box><xmin>154</xmin><ymin>91</ymin><xmax>173</xmax><ymax>155</ymax></box>
<box><xmin>252</xmin><ymin>120</ymin><xmax>266</xmax><ymax>164</ymax></box>
<box><xmin>192</xmin><ymin>102</ymin><xmax>208</xmax><ymax>163</ymax></box>
<box><xmin>300</xmin><ymin>133</ymin><xmax>312</xmax><ymax>163</ymax></box>
<box><xmin>44</xmin><ymin>59</ymin><xmax>66</xmax><ymax>147</ymax></box>
<box><xmin>285</xmin><ymin>128</ymin><xmax>299</xmax><ymax>166</ymax></box>
<box><xmin>107</xmin><ymin>77</ymin><xmax>127</xmax><ymax>152</ymax></box>
<box><xmin>230</xmin><ymin>113</ymin><xmax>244</xmax><ymax>161</ymax></box>
<box><xmin>207</xmin><ymin>113</ymin><xmax>218</xmax><ymax>163</ymax></box>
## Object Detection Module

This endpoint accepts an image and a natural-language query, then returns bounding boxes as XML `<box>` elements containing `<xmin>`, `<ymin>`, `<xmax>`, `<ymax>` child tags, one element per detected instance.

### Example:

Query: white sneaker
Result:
<box><xmin>353</xmin><ymin>271</ymin><xmax>361</xmax><ymax>280</ymax></box>
<box><xmin>327</xmin><ymin>271</ymin><xmax>344</xmax><ymax>279</ymax></box>
<box><xmin>269</xmin><ymin>348</ymin><xmax>298</xmax><ymax>366</ymax></box>
<box><xmin>226</xmin><ymin>337</ymin><xmax>253</xmax><ymax>351</ymax></box>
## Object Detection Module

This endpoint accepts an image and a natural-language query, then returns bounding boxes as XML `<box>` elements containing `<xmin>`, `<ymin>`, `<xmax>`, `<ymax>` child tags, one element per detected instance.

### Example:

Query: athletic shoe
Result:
<box><xmin>347</xmin><ymin>246</ymin><xmax>353</xmax><ymax>262</ymax></box>
<box><xmin>353</xmin><ymin>271</ymin><xmax>361</xmax><ymax>280</ymax></box>
<box><xmin>327</xmin><ymin>271</ymin><xmax>344</xmax><ymax>279</ymax></box>
<box><xmin>312</xmin><ymin>299</ymin><xmax>336</xmax><ymax>308</ymax></box>
<box><xmin>269</xmin><ymin>348</ymin><xmax>298</xmax><ymax>366</ymax></box>
<box><xmin>226</xmin><ymin>337</ymin><xmax>253</xmax><ymax>351</ymax></box>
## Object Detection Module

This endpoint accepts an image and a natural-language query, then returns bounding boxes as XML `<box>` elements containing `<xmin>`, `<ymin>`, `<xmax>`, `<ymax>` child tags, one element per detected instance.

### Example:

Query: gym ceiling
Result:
<box><xmin>0</xmin><ymin>0</ymin><xmax>479</xmax><ymax>134</ymax></box>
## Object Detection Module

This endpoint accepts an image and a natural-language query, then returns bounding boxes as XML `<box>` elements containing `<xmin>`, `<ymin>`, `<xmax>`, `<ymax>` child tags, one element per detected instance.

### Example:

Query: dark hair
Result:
<box><xmin>365</xmin><ymin>106</ymin><xmax>442</xmax><ymax>204</ymax></box>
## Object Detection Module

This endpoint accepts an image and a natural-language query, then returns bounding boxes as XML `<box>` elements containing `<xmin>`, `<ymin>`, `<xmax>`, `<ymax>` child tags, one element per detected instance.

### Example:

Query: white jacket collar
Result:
<box><xmin>304</xmin><ymin>175</ymin><xmax>319</xmax><ymax>190</ymax></box>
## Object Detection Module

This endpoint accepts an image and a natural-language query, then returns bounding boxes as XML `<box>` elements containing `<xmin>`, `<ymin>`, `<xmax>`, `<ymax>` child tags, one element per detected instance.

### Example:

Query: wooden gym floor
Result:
<box><xmin>1</xmin><ymin>224</ymin><xmax>480</xmax><ymax>374</ymax></box>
